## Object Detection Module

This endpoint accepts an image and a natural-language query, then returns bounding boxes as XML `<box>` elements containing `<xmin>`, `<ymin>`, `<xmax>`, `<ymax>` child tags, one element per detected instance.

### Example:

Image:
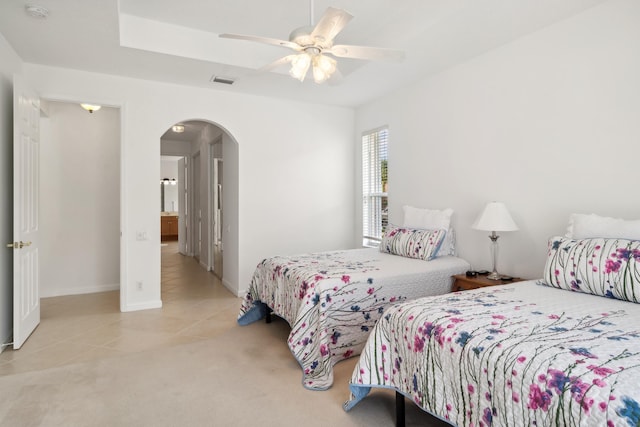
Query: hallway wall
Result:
<box><xmin>39</xmin><ymin>101</ymin><xmax>120</xmax><ymax>297</ymax></box>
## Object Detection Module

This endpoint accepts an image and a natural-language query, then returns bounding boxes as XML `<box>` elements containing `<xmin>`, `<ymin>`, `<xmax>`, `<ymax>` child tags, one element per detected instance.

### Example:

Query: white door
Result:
<box><xmin>212</xmin><ymin>158</ymin><xmax>223</xmax><ymax>277</ymax></box>
<box><xmin>177</xmin><ymin>157</ymin><xmax>187</xmax><ymax>255</ymax></box>
<box><xmin>11</xmin><ymin>75</ymin><xmax>41</xmax><ymax>349</ymax></box>
<box><xmin>193</xmin><ymin>152</ymin><xmax>201</xmax><ymax>260</ymax></box>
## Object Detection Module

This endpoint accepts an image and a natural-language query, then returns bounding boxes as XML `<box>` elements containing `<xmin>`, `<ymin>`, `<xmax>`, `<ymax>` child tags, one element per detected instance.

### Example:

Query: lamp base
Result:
<box><xmin>487</xmin><ymin>271</ymin><xmax>501</xmax><ymax>280</ymax></box>
<box><xmin>487</xmin><ymin>232</ymin><xmax>501</xmax><ymax>280</ymax></box>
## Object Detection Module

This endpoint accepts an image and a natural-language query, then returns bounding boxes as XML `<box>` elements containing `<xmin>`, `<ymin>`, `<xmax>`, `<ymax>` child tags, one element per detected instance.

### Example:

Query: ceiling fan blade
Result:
<box><xmin>260</xmin><ymin>55</ymin><xmax>297</xmax><ymax>72</ymax></box>
<box><xmin>327</xmin><ymin>44</ymin><xmax>405</xmax><ymax>62</ymax></box>
<box><xmin>219</xmin><ymin>33</ymin><xmax>301</xmax><ymax>51</ymax></box>
<box><xmin>310</xmin><ymin>7</ymin><xmax>353</xmax><ymax>44</ymax></box>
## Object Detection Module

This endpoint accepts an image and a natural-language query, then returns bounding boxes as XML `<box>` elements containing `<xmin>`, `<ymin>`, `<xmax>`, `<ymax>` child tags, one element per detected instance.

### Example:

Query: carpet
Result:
<box><xmin>0</xmin><ymin>318</ymin><xmax>447</xmax><ymax>426</ymax></box>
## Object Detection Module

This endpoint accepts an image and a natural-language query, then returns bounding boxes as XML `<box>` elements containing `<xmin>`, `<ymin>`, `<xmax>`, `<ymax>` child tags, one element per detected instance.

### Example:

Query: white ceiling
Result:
<box><xmin>160</xmin><ymin>120</ymin><xmax>209</xmax><ymax>142</ymax></box>
<box><xmin>0</xmin><ymin>0</ymin><xmax>606</xmax><ymax>107</ymax></box>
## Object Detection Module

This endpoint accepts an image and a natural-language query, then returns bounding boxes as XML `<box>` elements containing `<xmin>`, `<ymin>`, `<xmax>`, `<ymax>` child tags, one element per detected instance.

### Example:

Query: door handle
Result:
<box><xmin>6</xmin><ymin>241</ymin><xmax>32</xmax><ymax>249</ymax></box>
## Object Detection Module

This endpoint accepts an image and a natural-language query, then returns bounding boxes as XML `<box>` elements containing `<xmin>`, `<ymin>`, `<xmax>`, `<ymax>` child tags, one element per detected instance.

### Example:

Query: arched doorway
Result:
<box><xmin>159</xmin><ymin>119</ymin><xmax>234</xmax><ymax>287</ymax></box>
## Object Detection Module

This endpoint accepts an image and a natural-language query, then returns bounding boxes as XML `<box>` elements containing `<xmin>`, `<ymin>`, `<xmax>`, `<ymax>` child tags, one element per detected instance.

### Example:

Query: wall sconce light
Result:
<box><xmin>161</xmin><ymin>178</ymin><xmax>177</xmax><ymax>186</ymax></box>
<box><xmin>172</xmin><ymin>125</ymin><xmax>185</xmax><ymax>133</ymax></box>
<box><xmin>80</xmin><ymin>103</ymin><xmax>101</xmax><ymax>114</ymax></box>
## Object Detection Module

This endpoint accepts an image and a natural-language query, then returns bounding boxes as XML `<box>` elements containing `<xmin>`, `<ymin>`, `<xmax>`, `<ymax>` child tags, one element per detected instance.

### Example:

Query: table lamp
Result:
<box><xmin>472</xmin><ymin>202</ymin><xmax>519</xmax><ymax>280</ymax></box>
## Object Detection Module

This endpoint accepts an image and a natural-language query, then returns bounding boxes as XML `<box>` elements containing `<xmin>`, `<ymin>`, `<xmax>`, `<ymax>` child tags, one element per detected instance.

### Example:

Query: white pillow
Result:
<box><xmin>379</xmin><ymin>226</ymin><xmax>447</xmax><ymax>261</ymax></box>
<box><xmin>565</xmin><ymin>213</ymin><xmax>640</xmax><ymax>241</ymax></box>
<box><xmin>402</xmin><ymin>205</ymin><xmax>455</xmax><ymax>256</ymax></box>
<box><xmin>402</xmin><ymin>205</ymin><xmax>453</xmax><ymax>230</ymax></box>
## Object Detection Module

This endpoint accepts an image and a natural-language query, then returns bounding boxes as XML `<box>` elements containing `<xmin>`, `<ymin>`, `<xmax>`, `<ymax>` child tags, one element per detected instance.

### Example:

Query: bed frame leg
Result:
<box><xmin>396</xmin><ymin>391</ymin><xmax>405</xmax><ymax>427</ymax></box>
<box><xmin>265</xmin><ymin>306</ymin><xmax>272</xmax><ymax>324</ymax></box>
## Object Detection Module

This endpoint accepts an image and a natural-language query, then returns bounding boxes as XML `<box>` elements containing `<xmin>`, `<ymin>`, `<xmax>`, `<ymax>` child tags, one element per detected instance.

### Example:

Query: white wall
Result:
<box><xmin>0</xmin><ymin>34</ymin><xmax>23</xmax><ymax>348</ymax></box>
<box><xmin>24</xmin><ymin>64</ymin><xmax>355</xmax><ymax>309</ymax></box>
<box><xmin>221</xmin><ymin>132</ymin><xmax>239</xmax><ymax>291</ymax></box>
<box><xmin>39</xmin><ymin>101</ymin><xmax>120</xmax><ymax>297</ymax></box>
<box><xmin>355</xmin><ymin>0</ymin><xmax>640</xmax><ymax>280</ymax></box>
<box><xmin>160</xmin><ymin>139</ymin><xmax>191</xmax><ymax>158</ymax></box>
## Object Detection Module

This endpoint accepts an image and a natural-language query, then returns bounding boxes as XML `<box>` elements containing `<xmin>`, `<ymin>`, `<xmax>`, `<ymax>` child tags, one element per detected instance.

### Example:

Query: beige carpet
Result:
<box><xmin>0</xmin><ymin>316</ymin><xmax>450</xmax><ymax>426</ymax></box>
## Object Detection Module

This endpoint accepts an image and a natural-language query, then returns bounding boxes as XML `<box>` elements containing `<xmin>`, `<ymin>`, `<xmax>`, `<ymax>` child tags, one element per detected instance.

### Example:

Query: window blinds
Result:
<box><xmin>362</xmin><ymin>127</ymin><xmax>388</xmax><ymax>246</ymax></box>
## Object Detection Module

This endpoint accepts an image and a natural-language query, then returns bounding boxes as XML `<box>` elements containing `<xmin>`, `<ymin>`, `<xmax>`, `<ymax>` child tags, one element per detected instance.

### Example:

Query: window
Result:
<box><xmin>362</xmin><ymin>127</ymin><xmax>388</xmax><ymax>247</ymax></box>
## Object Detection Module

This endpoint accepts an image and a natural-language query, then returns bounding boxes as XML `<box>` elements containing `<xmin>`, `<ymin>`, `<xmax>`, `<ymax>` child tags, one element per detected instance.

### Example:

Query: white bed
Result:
<box><xmin>345</xmin><ymin>218</ymin><xmax>640</xmax><ymax>426</ymax></box>
<box><xmin>345</xmin><ymin>280</ymin><xmax>640</xmax><ymax>426</ymax></box>
<box><xmin>238</xmin><ymin>247</ymin><xmax>470</xmax><ymax>390</ymax></box>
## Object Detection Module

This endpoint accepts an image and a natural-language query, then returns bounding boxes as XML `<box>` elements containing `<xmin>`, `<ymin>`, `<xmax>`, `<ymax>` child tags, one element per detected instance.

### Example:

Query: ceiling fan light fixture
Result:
<box><xmin>312</xmin><ymin>54</ymin><xmax>336</xmax><ymax>84</ymax></box>
<box><xmin>312</xmin><ymin>68</ymin><xmax>327</xmax><ymax>84</ymax></box>
<box><xmin>289</xmin><ymin>53</ymin><xmax>312</xmax><ymax>82</ymax></box>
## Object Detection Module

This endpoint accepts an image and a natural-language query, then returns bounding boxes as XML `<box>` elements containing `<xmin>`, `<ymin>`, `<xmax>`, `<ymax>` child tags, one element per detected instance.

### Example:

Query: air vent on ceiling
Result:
<box><xmin>210</xmin><ymin>76</ymin><xmax>235</xmax><ymax>85</ymax></box>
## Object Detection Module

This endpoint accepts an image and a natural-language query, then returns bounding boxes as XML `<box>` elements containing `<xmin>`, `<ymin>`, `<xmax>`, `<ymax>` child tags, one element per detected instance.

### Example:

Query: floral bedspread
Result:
<box><xmin>237</xmin><ymin>248</ymin><xmax>469</xmax><ymax>390</ymax></box>
<box><xmin>345</xmin><ymin>281</ymin><xmax>640</xmax><ymax>427</ymax></box>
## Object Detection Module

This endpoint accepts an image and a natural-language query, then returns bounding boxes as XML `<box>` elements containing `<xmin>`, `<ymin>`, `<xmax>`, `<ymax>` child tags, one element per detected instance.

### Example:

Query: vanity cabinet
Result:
<box><xmin>161</xmin><ymin>215</ymin><xmax>178</xmax><ymax>241</ymax></box>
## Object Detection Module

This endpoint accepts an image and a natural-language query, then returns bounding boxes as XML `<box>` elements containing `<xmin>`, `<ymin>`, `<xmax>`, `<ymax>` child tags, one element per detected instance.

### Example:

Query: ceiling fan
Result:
<box><xmin>219</xmin><ymin>3</ymin><xmax>404</xmax><ymax>84</ymax></box>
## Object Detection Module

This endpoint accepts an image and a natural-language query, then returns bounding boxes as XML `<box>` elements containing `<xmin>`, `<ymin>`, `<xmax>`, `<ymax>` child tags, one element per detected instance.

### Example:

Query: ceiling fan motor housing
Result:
<box><xmin>289</xmin><ymin>26</ymin><xmax>326</xmax><ymax>48</ymax></box>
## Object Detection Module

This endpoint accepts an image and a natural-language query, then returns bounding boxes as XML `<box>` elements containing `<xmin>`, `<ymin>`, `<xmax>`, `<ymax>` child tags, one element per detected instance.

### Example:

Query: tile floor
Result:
<box><xmin>0</xmin><ymin>242</ymin><xmax>240</xmax><ymax>376</ymax></box>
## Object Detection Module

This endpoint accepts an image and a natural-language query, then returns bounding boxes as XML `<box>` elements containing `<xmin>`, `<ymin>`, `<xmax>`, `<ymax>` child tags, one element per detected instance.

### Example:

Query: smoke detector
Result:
<box><xmin>25</xmin><ymin>5</ymin><xmax>49</xmax><ymax>19</ymax></box>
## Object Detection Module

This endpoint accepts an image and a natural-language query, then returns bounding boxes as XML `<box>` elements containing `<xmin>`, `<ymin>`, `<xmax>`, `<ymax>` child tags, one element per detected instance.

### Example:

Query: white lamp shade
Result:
<box><xmin>472</xmin><ymin>202</ymin><xmax>519</xmax><ymax>232</ymax></box>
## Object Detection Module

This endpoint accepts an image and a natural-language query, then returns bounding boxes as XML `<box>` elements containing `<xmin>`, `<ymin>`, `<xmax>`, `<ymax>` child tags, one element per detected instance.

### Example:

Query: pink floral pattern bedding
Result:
<box><xmin>345</xmin><ymin>281</ymin><xmax>640</xmax><ymax>426</ymax></box>
<box><xmin>238</xmin><ymin>248</ymin><xmax>470</xmax><ymax>390</ymax></box>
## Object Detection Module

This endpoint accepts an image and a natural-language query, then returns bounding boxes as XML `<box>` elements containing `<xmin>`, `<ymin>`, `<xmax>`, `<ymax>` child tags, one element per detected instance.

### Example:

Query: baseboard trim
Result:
<box><xmin>121</xmin><ymin>299</ymin><xmax>163</xmax><ymax>312</ymax></box>
<box><xmin>0</xmin><ymin>330</ymin><xmax>12</xmax><ymax>354</ymax></box>
<box><xmin>40</xmin><ymin>283</ymin><xmax>120</xmax><ymax>298</ymax></box>
<box><xmin>222</xmin><ymin>278</ymin><xmax>243</xmax><ymax>297</ymax></box>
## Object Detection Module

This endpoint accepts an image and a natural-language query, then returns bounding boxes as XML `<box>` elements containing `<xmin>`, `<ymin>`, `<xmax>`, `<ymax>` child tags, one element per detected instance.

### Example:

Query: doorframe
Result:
<box><xmin>208</xmin><ymin>137</ymin><xmax>223</xmax><ymax>274</ymax></box>
<box><xmin>207</xmin><ymin>142</ymin><xmax>212</xmax><ymax>270</ymax></box>
<box><xmin>119</xmin><ymin>103</ymin><xmax>127</xmax><ymax>312</ymax></box>
<box><xmin>177</xmin><ymin>156</ymin><xmax>188</xmax><ymax>256</ymax></box>
<box><xmin>191</xmin><ymin>150</ymin><xmax>201</xmax><ymax>262</ymax></box>
<box><xmin>31</xmin><ymin>93</ymin><xmax>126</xmax><ymax>312</ymax></box>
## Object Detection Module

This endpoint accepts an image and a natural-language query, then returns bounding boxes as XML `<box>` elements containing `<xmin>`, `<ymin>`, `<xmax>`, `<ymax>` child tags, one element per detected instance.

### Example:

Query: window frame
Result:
<box><xmin>361</xmin><ymin>126</ymin><xmax>388</xmax><ymax>247</ymax></box>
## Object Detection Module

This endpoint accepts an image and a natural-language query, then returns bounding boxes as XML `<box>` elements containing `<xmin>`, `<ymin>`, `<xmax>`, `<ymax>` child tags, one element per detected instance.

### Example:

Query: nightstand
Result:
<box><xmin>452</xmin><ymin>274</ymin><xmax>524</xmax><ymax>292</ymax></box>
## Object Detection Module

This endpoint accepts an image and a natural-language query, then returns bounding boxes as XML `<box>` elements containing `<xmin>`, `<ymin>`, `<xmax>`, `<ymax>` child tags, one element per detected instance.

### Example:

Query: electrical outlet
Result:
<box><xmin>136</xmin><ymin>281</ymin><xmax>143</xmax><ymax>291</ymax></box>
